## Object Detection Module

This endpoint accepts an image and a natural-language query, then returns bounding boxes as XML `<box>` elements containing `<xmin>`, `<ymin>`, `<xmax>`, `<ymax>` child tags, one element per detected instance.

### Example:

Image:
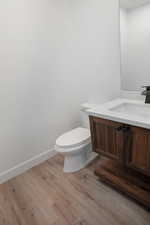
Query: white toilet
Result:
<box><xmin>55</xmin><ymin>104</ymin><xmax>97</xmax><ymax>173</ymax></box>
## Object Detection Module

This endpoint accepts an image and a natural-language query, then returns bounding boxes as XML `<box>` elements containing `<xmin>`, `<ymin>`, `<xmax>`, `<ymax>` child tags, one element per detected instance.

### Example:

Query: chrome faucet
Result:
<box><xmin>141</xmin><ymin>86</ymin><xmax>150</xmax><ymax>104</ymax></box>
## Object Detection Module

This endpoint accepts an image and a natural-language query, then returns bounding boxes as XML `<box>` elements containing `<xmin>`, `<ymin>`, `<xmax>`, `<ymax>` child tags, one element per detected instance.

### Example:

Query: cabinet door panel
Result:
<box><xmin>90</xmin><ymin>116</ymin><xmax>124</xmax><ymax>162</ymax></box>
<box><xmin>127</xmin><ymin>127</ymin><xmax>150</xmax><ymax>176</ymax></box>
<box><xmin>95</xmin><ymin>123</ymin><xmax>106</xmax><ymax>151</ymax></box>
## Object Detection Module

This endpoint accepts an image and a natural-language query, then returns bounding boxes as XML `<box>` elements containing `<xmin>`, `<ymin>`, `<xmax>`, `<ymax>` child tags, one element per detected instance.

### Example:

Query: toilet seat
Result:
<box><xmin>56</xmin><ymin>127</ymin><xmax>91</xmax><ymax>151</ymax></box>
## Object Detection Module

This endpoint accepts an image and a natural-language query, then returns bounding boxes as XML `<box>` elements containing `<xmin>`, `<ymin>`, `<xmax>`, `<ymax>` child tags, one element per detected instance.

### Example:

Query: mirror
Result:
<box><xmin>120</xmin><ymin>0</ymin><xmax>150</xmax><ymax>91</ymax></box>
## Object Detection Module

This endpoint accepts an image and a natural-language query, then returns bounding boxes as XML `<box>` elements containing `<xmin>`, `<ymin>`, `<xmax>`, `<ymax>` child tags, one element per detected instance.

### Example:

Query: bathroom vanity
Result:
<box><xmin>88</xmin><ymin>99</ymin><xmax>150</xmax><ymax>208</ymax></box>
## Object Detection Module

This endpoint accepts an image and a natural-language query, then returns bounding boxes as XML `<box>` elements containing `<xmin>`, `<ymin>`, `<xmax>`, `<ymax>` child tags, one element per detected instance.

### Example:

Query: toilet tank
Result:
<box><xmin>80</xmin><ymin>103</ymin><xmax>96</xmax><ymax>129</ymax></box>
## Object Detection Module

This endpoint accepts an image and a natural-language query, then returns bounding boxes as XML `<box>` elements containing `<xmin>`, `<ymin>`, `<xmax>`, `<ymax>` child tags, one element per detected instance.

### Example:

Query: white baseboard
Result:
<box><xmin>0</xmin><ymin>148</ymin><xmax>57</xmax><ymax>184</ymax></box>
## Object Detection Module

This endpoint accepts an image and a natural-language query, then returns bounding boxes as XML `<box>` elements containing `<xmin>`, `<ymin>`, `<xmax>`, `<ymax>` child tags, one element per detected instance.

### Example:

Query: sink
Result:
<box><xmin>110</xmin><ymin>102</ymin><xmax>150</xmax><ymax>118</ymax></box>
<box><xmin>87</xmin><ymin>98</ymin><xmax>150</xmax><ymax>129</ymax></box>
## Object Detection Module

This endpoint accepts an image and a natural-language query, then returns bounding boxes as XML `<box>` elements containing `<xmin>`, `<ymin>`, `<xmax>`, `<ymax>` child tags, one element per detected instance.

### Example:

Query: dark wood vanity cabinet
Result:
<box><xmin>90</xmin><ymin>116</ymin><xmax>150</xmax><ymax>176</ymax></box>
<box><xmin>89</xmin><ymin>116</ymin><xmax>150</xmax><ymax>208</ymax></box>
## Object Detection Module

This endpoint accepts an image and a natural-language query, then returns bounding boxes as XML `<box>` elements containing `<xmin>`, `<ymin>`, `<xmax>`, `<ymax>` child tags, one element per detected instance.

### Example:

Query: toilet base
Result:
<box><xmin>63</xmin><ymin>152</ymin><xmax>98</xmax><ymax>173</ymax></box>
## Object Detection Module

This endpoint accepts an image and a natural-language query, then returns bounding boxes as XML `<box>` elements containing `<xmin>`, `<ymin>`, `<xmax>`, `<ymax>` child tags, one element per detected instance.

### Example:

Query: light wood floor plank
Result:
<box><xmin>0</xmin><ymin>155</ymin><xmax>149</xmax><ymax>225</ymax></box>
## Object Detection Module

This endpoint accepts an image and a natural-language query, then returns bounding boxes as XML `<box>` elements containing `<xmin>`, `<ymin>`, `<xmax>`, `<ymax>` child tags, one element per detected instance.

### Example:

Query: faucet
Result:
<box><xmin>141</xmin><ymin>86</ymin><xmax>150</xmax><ymax>104</ymax></box>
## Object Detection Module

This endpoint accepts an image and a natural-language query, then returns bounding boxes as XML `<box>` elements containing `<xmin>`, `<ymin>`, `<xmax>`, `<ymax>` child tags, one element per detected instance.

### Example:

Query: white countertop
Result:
<box><xmin>86</xmin><ymin>98</ymin><xmax>150</xmax><ymax>129</ymax></box>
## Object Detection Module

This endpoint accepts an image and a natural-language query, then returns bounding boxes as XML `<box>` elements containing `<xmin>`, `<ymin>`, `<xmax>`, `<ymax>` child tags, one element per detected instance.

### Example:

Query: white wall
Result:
<box><xmin>120</xmin><ymin>4</ymin><xmax>150</xmax><ymax>90</ymax></box>
<box><xmin>0</xmin><ymin>0</ymin><xmax>120</xmax><ymax>178</ymax></box>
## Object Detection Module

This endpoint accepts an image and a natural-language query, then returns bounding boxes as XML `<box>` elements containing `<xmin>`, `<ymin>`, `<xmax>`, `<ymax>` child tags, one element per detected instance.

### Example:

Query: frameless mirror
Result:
<box><xmin>120</xmin><ymin>0</ymin><xmax>150</xmax><ymax>91</ymax></box>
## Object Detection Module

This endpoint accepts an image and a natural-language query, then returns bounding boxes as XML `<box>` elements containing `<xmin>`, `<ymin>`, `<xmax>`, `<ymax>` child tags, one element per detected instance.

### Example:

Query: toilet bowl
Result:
<box><xmin>55</xmin><ymin>127</ymin><xmax>97</xmax><ymax>173</ymax></box>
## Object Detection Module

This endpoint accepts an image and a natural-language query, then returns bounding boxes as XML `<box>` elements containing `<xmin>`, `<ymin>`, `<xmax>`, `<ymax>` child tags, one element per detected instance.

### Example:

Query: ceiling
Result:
<box><xmin>120</xmin><ymin>0</ymin><xmax>150</xmax><ymax>9</ymax></box>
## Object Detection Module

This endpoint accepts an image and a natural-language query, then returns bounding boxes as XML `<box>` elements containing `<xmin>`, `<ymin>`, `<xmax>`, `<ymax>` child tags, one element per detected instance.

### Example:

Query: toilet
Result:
<box><xmin>55</xmin><ymin>104</ymin><xmax>97</xmax><ymax>173</ymax></box>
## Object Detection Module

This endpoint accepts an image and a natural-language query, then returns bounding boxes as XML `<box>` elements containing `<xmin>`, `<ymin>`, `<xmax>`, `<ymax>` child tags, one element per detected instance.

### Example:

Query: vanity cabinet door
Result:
<box><xmin>89</xmin><ymin>116</ymin><xmax>125</xmax><ymax>162</ymax></box>
<box><xmin>126</xmin><ymin>126</ymin><xmax>150</xmax><ymax>177</ymax></box>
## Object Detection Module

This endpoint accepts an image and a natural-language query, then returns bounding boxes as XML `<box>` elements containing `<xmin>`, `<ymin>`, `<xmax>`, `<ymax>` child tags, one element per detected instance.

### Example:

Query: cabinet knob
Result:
<box><xmin>122</xmin><ymin>126</ymin><xmax>130</xmax><ymax>132</ymax></box>
<box><xmin>116</xmin><ymin>126</ymin><xmax>123</xmax><ymax>131</ymax></box>
<box><xmin>116</xmin><ymin>126</ymin><xmax>130</xmax><ymax>132</ymax></box>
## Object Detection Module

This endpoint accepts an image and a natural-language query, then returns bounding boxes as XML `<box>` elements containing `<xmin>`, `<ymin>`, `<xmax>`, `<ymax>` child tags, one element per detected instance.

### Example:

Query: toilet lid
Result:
<box><xmin>56</xmin><ymin>127</ymin><xmax>91</xmax><ymax>148</ymax></box>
